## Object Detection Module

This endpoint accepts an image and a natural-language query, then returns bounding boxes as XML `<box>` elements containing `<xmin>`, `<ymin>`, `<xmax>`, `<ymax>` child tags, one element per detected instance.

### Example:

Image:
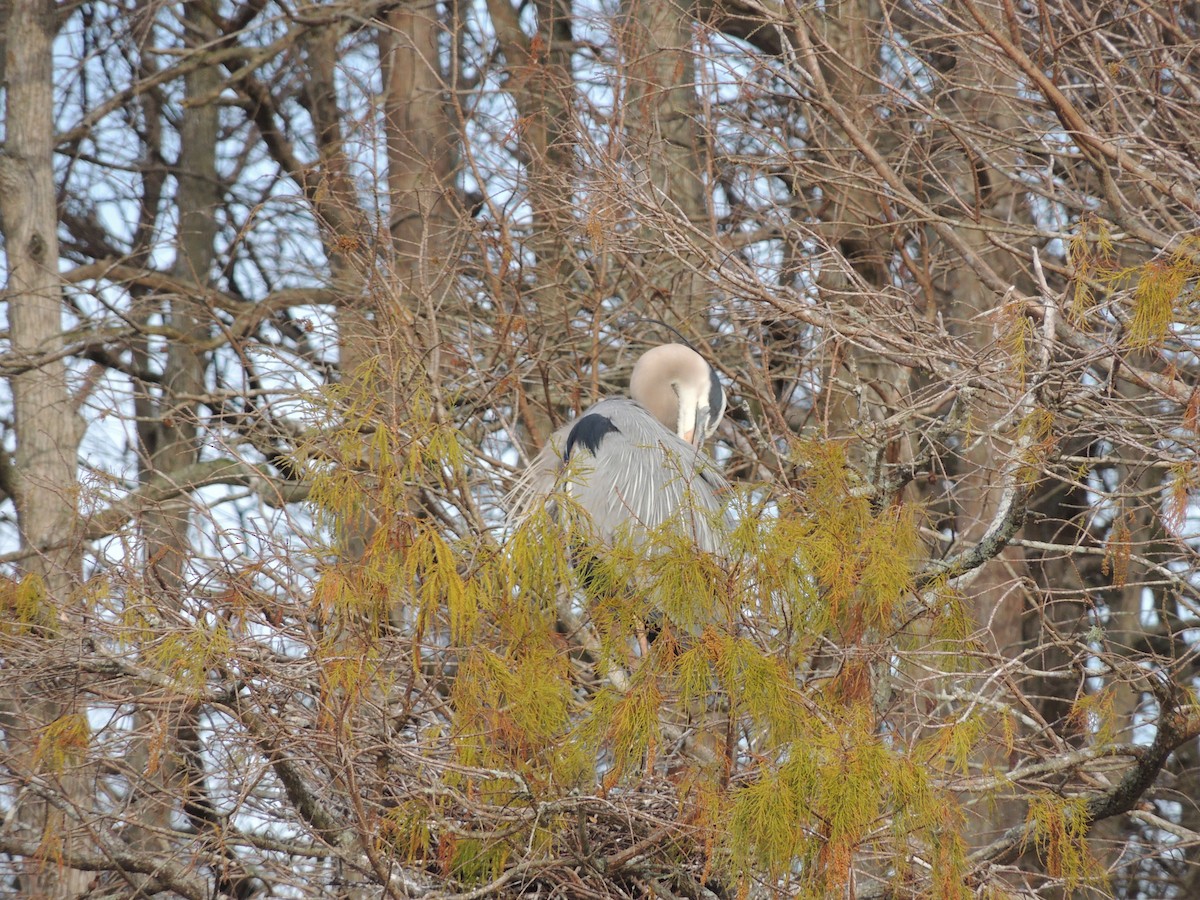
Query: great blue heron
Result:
<box><xmin>508</xmin><ymin>343</ymin><xmax>730</xmax><ymax>551</ymax></box>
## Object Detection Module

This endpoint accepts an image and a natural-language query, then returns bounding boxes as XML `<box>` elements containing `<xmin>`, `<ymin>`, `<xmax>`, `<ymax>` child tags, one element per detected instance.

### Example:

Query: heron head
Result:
<box><xmin>630</xmin><ymin>343</ymin><xmax>726</xmax><ymax>445</ymax></box>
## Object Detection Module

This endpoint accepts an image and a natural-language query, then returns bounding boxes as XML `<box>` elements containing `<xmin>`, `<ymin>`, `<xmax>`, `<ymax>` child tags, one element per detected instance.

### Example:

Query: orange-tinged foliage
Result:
<box><xmin>1165</xmin><ymin>464</ymin><xmax>1197</xmax><ymax>534</ymax></box>
<box><xmin>1025</xmin><ymin>791</ymin><xmax>1106</xmax><ymax>892</ymax></box>
<box><xmin>727</xmin><ymin>702</ymin><xmax>973</xmax><ymax>896</ymax></box>
<box><xmin>1102</xmin><ymin>510</ymin><xmax>1132</xmax><ymax>588</ymax></box>
<box><xmin>1185</xmin><ymin>391</ymin><xmax>1200</xmax><ymax>435</ymax></box>
<box><xmin>300</xmin><ymin>364</ymin><xmax>989</xmax><ymax>897</ymax></box>
<box><xmin>34</xmin><ymin>712</ymin><xmax>90</xmax><ymax>773</ymax></box>
<box><xmin>1069</xmin><ymin>687</ymin><xmax>1119</xmax><ymax>748</ymax></box>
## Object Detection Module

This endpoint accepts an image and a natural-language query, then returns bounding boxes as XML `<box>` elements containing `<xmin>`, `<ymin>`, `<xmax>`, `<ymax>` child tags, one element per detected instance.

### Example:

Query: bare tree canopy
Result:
<box><xmin>1</xmin><ymin>0</ymin><xmax>1198</xmax><ymax>897</ymax></box>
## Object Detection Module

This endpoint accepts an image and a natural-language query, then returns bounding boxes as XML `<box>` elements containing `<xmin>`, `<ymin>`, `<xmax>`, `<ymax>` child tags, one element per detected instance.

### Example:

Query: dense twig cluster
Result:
<box><xmin>1</xmin><ymin>0</ymin><xmax>1198</xmax><ymax>897</ymax></box>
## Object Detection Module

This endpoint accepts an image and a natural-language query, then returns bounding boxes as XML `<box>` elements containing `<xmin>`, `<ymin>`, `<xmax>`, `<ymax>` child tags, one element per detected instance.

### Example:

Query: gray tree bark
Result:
<box><xmin>622</xmin><ymin>0</ymin><xmax>713</xmax><ymax>327</ymax></box>
<box><xmin>0</xmin><ymin>1</ymin><xmax>88</xmax><ymax>895</ymax></box>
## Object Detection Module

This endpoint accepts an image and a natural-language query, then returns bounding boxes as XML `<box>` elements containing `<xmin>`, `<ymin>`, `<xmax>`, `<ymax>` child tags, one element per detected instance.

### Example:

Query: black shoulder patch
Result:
<box><xmin>708</xmin><ymin>368</ymin><xmax>725</xmax><ymax>419</ymax></box>
<box><xmin>564</xmin><ymin>414</ymin><xmax>620</xmax><ymax>460</ymax></box>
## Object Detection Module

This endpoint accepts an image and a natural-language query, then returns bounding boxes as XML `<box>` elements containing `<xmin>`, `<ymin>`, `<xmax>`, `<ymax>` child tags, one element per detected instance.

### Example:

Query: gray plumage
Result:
<box><xmin>507</xmin><ymin>344</ymin><xmax>730</xmax><ymax>552</ymax></box>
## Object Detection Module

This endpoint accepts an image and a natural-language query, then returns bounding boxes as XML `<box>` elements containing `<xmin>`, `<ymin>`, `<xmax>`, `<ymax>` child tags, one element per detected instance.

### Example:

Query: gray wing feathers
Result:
<box><xmin>504</xmin><ymin>432</ymin><xmax>566</xmax><ymax>524</ymax></box>
<box><xmin>507</xmin><ymin>399</ymin><xmax>729</xmax><ymax>552</ymax></box>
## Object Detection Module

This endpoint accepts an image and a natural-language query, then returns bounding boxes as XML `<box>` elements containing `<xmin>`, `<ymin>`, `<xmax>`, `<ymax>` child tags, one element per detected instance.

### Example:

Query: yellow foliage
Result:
<box><xmin>296</xmin><ymin>347</ymin><xmax>987</xmax><ymax>895</ymax></box>
<box><xmin>857</xmin><ymin>503</ymin><xmax>919</xmax><ymax>629</ymax></box>
<box><xmin>1017</xmin><ymin>407</ymin><xmax>1056</xmax><ymax>483</ymax></box>
<box><xmin>1001</xmin><ymin>707</ymin><xmax>1016</xmax><ymax>757</ymax></box>
<box><xmin>713</xmin><ymin>636</ymin><xmax>801</xmax><ymax>742</ymax></box>
<box><xmin>1067</xmin><ymin>218</ymin><xmax>1198</xmax><ymax>349</ymax></box>
<box><xmin>728</xmin><ymin>761</ymin><xmax>810</xmax><ymax>877</ymax></box>
<box><xmin>812</xmin><ymin>726</ymin><xmax>890</xmax><ymax>885</ymax></box>
<box><xmin>644</xmin><ymin>537</ymin><xmax>726</xmax><ymax>630</ymax></box>
<box><xmin>504</xmin><ymin>504</ymin><xmax>576</xmax><ymax>612</ymax></box>
<box><xmin>785</xmin><ymin>441</ymin><xmax>922</xmax><ymax>641</ymax></box>
<box><xmin>728</xmin><ymin>704</ymin><xmax>970</xmax><ymax>894</ymax></box>
<box><xmin>1025</xmin><ymin>791</ymin><xmax>1106</xmax><ymax>892</ymax></box>
<box><xmin>380</xmin><ymin>804</ymin><xmax>433</xmax><ymax>861</ymax></box>
<box><xmin>1068</xmin><ymin>688</ymin><xmax>1118</xmax><ymax>747</ymax></box>
<box><xmin>34</xmin><ymin>712</ymin><xmax>91</xmax><ymax>773</ymax></box>
<box><xmin>920</xmin><ymin>712</ymin><xmax>987</xmax><ymax>777</ymax></box>
<box><xmin>448</xmin><ymin>836</ymin><xmax>508</xmax><ymax>885</ymax></box>
<box><xmin>312</xmin><ymin>566</ymin><xmax>390</xmax><ymax>634</ymax></box>
<box><xmin>675</xmin><ymin>641</ymin><xmax>716</xmax><ymax>711</ymax></box>
<box><xmin>1067</xmin><ymin>216</ymin><xmax>1117</xmax><ymax>327</ymax></box>
<box><xmin>1127</xmin><ymin>255</ymin><xmax>1194</xmax><ymax>349</ymax></box>
<box><xmin>917</xmin><ymin>583</ymin><xmax>978</xmax><ymax>673</ymax></box>
<box><xmin>731</xmin><ymin>501</ymin><xmax>823</xmax><ymax>632</ymax></box>
<box><xmin>927</xmin><ymin>828</ymin><xmax>972</xmax><ymax>900</ymax></box>
<box><xmin>406</xmin><ymin>526</ymin><xmax>472</xmax><ymax>641</ymax></box>
<box><xmin>316</xmin><ymin>638</ymin><xmax>386</xmax><ymax>724</ymax></box>
<box><xmin>0</xmin><ymin>573</ymin><xmax>56</xmax><ymax>635</ymax></box>
<box><xmin>999</xmin><ymin>305</ymin><xmax>1034</xmax><ymax>388</ymax></box>
<box><xmin>600</xmin><ymin>673</ymin><xmax>662</xmax><ymax>780</ymax></box>
<box><xmin>305</xmin><ymin>366</ymin><xmax>467</xmax><ymax>538</ymax></box>
<box><xmin>146</xmin><ymin>619</ymin><xmax>233</xmax><ymax>696</ymax></box>
<box><xmin>451</xmin><ymin>643</ymin><xmax>578</xmax><ymax>786</ymax></box>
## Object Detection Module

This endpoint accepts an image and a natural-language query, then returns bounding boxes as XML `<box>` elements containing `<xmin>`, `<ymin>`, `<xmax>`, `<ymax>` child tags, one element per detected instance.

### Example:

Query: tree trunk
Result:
<box><xmin>0</xmin><ymin>1</ymin><xmax>88</xmax><ymax>895</ymax></box>
<box><xmin>622</xmin><ymin>0</ymin><xmax>713</xmax><ymax>327</ymax></box>
<box><xmin>125</xmin><ymin>6</ymin><xmax>227</xmax><ymax>891</ymax></box>
<box><xmin>381</xmin><ymin>0</ymin><xmax>456</xmax><ymax>371</ymax></box>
